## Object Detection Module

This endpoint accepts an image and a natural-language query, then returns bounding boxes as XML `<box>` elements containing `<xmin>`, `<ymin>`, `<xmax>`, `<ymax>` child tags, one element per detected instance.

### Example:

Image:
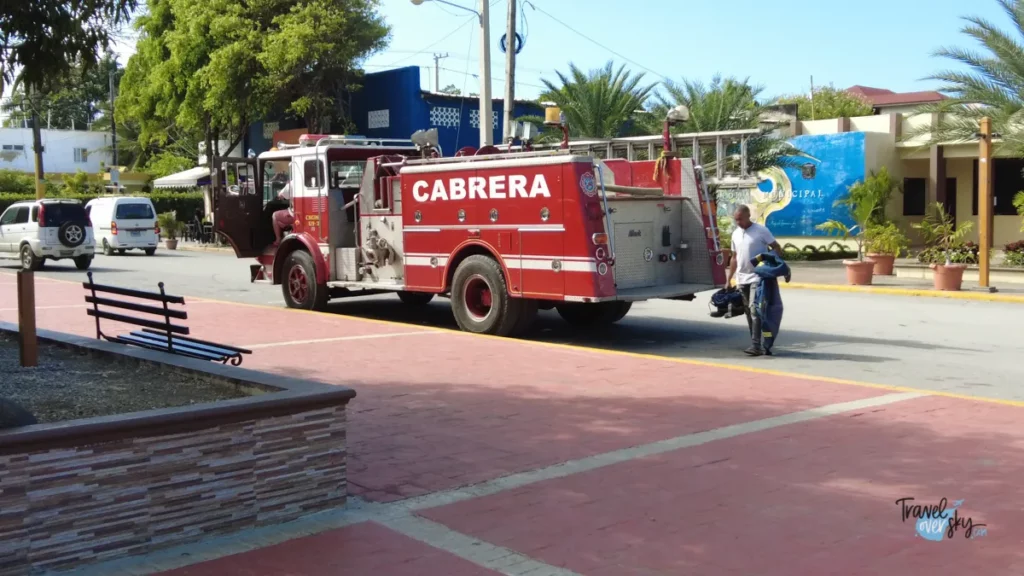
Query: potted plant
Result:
<box><xmin>864</xmin><ymin>221</ymin><xmax>909</xmax><ymax>275</ymax></box>
<box><xmin>157</xmin><ymin>211</ymin><xmax>184</xmax><ymax>250</ymax></box>
<box><xmin>912</xmin><ymin>202</ymin><xmax>974</xmax><ymax>291</ymax></box>
<box><xmin>815</xmin><ymin>181</ymin><xmax>880</xmax><ymax>285</ymax></box>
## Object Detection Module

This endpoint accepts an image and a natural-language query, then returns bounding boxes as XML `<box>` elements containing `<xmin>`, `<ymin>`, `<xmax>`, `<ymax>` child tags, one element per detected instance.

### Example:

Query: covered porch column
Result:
<box><xmin>929</xmin><ymin>144</ymin><xmax>952</xmax><ymax>225</ymax></box>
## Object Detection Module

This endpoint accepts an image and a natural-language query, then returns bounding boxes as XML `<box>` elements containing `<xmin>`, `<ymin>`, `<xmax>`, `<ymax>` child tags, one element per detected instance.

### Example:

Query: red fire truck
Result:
<box><xmin>212</xmin><ymin>123</ymin><xmax>759</xmax><ymax>337</ymax></box>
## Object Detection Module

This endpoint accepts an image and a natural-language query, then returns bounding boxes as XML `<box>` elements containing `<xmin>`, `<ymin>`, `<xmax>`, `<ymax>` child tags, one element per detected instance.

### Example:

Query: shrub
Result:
<box><xmin>864</xmin><ymin>222</ymin><xmax>909</xmax><ymax>257</ymax></box>
<box><xmin>782</xmin><ymin>242</ymin><xmax>857</xmax><ymax>261</ymax></box>
<box><xmin>1004</xmin><ymin>240</ymin><xmax>1024</xmax><ymax>267</ymax></box>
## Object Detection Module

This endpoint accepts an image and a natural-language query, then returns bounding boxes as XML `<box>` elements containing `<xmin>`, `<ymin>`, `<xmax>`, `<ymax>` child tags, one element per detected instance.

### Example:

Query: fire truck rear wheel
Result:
<box><xmin>282</xmin><ymin>250</ymin><xmax>328</xmax><ymax>311</ymax></box>
<box><xmin>556</xmin><ymin>301</ymin><xmax>632</xmax><ymax>327</ymax></box>
<box><xmin>397</xmin><ymin>291</ymin><xmax>435</xmax><ymax>306</ymax></box>
<box><xmin>451</xmin><ymin>255</ymin><xmax>524</xmax><ymax>336</ymax></box>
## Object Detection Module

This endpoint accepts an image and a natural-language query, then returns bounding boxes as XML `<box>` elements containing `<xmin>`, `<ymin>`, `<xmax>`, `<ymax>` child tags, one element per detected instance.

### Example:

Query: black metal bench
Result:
<box><xmin>84</xmin><ymin>272</ymin><xmax>252</xmax><ymax>366</ymax></box>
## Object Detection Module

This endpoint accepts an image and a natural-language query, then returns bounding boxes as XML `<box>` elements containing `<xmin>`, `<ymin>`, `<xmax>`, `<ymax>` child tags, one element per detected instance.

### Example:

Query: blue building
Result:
<box><xmin>247</xmin><ymin>66</ymin><xmax>545</xmax><ymax>156</ymax></box>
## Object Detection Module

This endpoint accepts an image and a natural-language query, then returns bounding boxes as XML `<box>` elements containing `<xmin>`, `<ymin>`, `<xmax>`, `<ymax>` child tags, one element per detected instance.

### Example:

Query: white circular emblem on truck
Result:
<box><xmin>580</xmin><ymin>172</ymin><xmax>597</xmax><ymax>196</ymax></box>
<box><xmin>644</xmin><ymin>248</ymin><xmax>653</xmax><ymax>262</ymax></box>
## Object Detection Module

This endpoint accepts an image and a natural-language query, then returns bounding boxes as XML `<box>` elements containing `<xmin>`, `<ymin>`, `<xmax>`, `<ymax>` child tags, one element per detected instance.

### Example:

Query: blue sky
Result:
<box><xmin>356</xmin><ymin>0</ymin><xmax>1005</xmax><ymax>102</ymax></box>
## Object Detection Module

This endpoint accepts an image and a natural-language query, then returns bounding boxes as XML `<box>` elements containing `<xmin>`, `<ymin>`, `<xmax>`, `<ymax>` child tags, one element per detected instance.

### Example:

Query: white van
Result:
<box><xmin>85</xmin><ymin>197</ymin><xmax>159</xmax><ymax>256</ymax></box>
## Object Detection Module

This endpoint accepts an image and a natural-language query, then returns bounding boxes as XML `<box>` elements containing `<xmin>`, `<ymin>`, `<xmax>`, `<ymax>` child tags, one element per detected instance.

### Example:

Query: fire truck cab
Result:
<box><xmin>214</xmin><ymin>127</ymin><xmax>755</xmax><ymax>337</ymax></box>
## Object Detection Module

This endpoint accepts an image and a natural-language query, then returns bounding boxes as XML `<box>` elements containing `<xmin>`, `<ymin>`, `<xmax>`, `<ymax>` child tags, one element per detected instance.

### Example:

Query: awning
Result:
<box><xmin>152</xmin><ymin>166</ymin><xmax>211</xmax><ymax>189</ymax></box>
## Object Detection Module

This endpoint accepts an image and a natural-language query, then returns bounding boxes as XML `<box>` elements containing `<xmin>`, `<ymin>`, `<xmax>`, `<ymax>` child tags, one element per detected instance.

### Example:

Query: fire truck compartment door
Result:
<box><xmin>213</xmin><ymin>157</ymin><xmax>264</xmax><ymax>258</ymax></box>
<box><xmin>610</xmin><ymin>198</ymin><xmax>685</xmax><ymax>290</ymax></box>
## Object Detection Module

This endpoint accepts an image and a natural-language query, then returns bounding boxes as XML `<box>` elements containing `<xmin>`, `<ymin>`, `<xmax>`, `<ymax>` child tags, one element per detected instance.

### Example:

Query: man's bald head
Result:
<box><xmin>733</xmin><ymin>205</ymin><xmax>752</xmax><ymax>229</ymax></box>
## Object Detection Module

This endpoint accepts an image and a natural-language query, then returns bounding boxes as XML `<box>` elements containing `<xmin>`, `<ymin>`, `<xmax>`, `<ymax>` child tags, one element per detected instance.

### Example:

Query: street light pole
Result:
<box><xmin>478</xmin><ymin>0</ymin><xmax>493</xmax><ymax>146</ymax></box>
<box><xmin>978</xmin><ymin>117</ymin><xmax>993</xmax><ymax>289</ymax></box>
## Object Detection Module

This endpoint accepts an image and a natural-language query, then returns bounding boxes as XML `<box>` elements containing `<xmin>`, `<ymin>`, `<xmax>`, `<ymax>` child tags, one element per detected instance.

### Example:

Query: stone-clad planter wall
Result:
<box><xmin>0</xmin><ymin>325</ymin><xmax>356</xmax><ymax>575</ymax></box>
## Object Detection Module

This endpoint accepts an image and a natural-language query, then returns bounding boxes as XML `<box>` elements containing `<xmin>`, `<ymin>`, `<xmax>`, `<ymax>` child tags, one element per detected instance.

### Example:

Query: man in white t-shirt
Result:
<box><xmin>725</xmin><ymin>205</ymin><xmax>784</xmax><ymax>356</ymax></box>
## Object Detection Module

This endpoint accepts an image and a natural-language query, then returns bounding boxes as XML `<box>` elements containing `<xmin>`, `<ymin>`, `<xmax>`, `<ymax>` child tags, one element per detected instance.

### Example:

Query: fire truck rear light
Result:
<box><xmin>592</xmin><ymin>233</ymin><xmax>608</xmax><ymax>245</ymax></box>
<box><xmin>595</xmin><ymin>247</ymin><xmax>606</xmax><ymax>260</ymax></box>
<box><xmin>659</xmin><ymin>254</ymin><xmax>668</xmax><ymax>263</ymax></box>
<box><xmin>597</xmin><ymin>262</ymin><xmax>608</xmax><ymax>275</ymax></box>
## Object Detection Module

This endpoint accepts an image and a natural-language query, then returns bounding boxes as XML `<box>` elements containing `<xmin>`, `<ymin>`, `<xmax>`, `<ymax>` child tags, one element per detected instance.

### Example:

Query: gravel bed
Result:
<box><xmin>0</xmin><ymin>333</ymin><xmax>253</xmax><ymax>424</ymax></box>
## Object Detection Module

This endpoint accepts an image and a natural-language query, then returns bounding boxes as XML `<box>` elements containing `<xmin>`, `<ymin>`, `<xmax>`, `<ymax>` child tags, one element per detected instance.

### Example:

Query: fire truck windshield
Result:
<box><xmin>330</xmin><ymin>161</ymin><xmax>363</xmax><ymax>188</ymax></box>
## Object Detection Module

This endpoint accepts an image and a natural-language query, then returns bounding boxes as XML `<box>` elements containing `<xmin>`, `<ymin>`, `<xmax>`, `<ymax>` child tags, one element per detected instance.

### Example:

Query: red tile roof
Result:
<box><xmin>844</xmin><ymin>85</ymin><xmax>946</xmax><ymax>107</ymax></box>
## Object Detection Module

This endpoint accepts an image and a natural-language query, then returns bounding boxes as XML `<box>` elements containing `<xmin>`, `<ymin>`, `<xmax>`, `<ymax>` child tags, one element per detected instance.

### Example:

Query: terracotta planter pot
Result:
<box><xmin>931</xmin><ymin>263</ymin><xmax>967</xmax><ymax>291</ymax></box>
<box><xmin>867</xmin><ymin>253</ymin><xmax>896</xmax><ymax>276</ymax></box>
<box><xmin>164</xmin><ymin>239</ymin><xmax>179</xmax><ymax>250</ymax></box>
<box><xmin>843</xmin><ymin>260</ymin><xmax>875</xmax><ymax>285</ymax></box>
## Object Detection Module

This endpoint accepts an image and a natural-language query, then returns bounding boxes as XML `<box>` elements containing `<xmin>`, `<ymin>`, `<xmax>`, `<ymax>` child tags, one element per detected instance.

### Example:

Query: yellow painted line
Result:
<box><xmin>784</xmin><ymin>282</ymin><xmax>1024</xmax><ymax>303</ymax></box>
<box><xmin>5</xmin><ymin>272</ymin><xmax>1023</xmax><ymax>409</ymax></box>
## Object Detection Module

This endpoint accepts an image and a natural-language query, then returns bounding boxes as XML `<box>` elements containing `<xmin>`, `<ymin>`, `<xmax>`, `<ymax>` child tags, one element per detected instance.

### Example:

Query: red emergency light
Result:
<box><xmin>298</xmin><ymin>134</ymin><xmax>331</xmax><ymax>147</ymax></box>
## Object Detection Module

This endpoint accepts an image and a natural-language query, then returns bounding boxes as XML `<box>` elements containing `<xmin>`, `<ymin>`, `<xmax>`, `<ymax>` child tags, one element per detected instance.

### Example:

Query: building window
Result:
<box><xmin>973</xmin><ymin>158</ymin><xmax>1024</xmax><ymax>216</ymax></box>
<box><xmin>2</xmin><ymin>144</ymin><xmax>25</xmax><ymax>152</ymax></box>
<box><xmin>903</xmin><ymin>178</ymin><xmax>926</xmax><ymax>216</ymax></box>
<box><xmin>74</xmin><ymin>148</ymin><xmax>89</xmax><ymax>163</ymax></box>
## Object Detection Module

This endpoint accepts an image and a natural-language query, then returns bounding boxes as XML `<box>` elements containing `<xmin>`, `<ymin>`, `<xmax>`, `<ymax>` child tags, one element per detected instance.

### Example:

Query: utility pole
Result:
<box><xmin>110</xmin><ymin>68</ymin><xmax>118</xmax><ymax>168</ymax></box>
<box><xmin>478</xmin><ymin>0</ymin><xmax>493</xmax><ymax>147</ymax></box>
<box><xmin>502</xmin><ymin>0</ymin><xmax>516</xmax><ymax>143</ymax></box>
<box><xmin>978</xmin><ymin>117</ymin><xmax>993</xmax><ymax>289</ymax></box>
<box><xmin>809</xmin><ymin>75</ymin><xmax>816</xmax><ymax>121</ymax></box>
<box><xmin>433</xmin><ymin>53</ymin><xmax>449</xmax><ymax>92</ymax></box>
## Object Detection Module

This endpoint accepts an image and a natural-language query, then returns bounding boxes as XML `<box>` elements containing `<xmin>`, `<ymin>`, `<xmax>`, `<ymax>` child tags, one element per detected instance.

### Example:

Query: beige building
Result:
<box><xmin>788</xmin><ymin>112</ymin><xmax>1022</xmax><ymax>248</ymax></box>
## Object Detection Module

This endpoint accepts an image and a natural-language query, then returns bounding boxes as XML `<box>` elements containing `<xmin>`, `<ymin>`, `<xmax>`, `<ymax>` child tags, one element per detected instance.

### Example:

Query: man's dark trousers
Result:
<box><xmin>739</xmin><ymin>282</ymin><xmax>762</xmax><ymax>350</ymax></box>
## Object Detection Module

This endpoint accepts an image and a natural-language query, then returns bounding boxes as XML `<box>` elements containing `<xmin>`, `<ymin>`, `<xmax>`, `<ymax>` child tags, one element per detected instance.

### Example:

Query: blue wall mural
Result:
<box><xmin>717</xmin><ymin>131</ymin><xmax>866</xmax><ymax>237</ymax></box>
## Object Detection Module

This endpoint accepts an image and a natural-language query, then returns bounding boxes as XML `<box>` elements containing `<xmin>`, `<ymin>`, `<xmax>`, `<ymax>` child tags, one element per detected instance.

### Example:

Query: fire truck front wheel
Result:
<box><xmin>281</xmin><ymin>250</ymin><xmax>329</xmax><ymax>311</ymax></box>
<box><xmin>451</xmin><ymin>255</ymin><xmax>527</xmax><ymax>336</ymax></box>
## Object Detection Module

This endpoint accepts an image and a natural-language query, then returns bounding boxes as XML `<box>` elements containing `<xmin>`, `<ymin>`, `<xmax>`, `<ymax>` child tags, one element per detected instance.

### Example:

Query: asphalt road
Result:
<box><xmin>4</xmin><ymin>249</ymin><xmax>1022</xmax><ymax>401</ymax></box>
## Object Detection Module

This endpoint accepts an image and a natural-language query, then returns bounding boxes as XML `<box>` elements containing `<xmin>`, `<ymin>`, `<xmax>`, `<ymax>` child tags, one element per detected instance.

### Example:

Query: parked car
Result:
<box><xmin>85</xmin><ymin>196</ymin><xmax>159</xmax><ymax>256</ymax></box>
<box><xmin>0</xmin><ymin>199</ymin><xmax>95</xmax><ymax>270</ymax></box>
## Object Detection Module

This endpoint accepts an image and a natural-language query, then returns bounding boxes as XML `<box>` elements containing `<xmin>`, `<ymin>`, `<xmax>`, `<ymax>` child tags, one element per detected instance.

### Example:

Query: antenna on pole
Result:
<box><xmin>432</xmin><ymin>53</ymin><xmax>449</xmax><ymax>92</ymax></box>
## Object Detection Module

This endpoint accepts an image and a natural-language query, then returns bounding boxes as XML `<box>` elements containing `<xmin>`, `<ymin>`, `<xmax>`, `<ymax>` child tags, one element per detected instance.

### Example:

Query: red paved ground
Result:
<box><xmin>422</xmin><ymin>395</ymin><xmax>1024</xmax><ymax>575</ymax></box>
<box><xmin>160</xmin><ymin>522</ymin><xmax>500</xmax><ymax>576</ymax></box>
<box><xmin>4</xmin><ymin>273</ymin><xmax>1024</xmax><ymax>575</ymax></box>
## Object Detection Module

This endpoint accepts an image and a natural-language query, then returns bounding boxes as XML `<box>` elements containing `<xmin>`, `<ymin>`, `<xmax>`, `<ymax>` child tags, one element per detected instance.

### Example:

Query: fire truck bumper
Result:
<box><xmin>610</xmin><ymin>283</ymin><xmax>719</xmax><ymax>302</ymax></box>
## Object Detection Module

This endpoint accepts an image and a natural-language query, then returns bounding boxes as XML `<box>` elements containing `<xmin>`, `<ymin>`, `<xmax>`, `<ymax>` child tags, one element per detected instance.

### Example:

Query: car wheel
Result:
<box><xmin>58</xmin><ymin>221</ymin><xmax>86</xmax><ymax>248</ymax></box>
<box><xmin>102</xmin><ymin>239</ymin><xmax>114</xmax><ymax>256</ymax></box>
<box><xmin>74</xmin><ymin>256</ymin><xmax>93</xmax><ymax>270</ymax></box>
<box><xmin>144</xmin><ymin>248</ymin><xmax>156</xmax><ymax>256</ymax></box>
<box><xmin>19</xmin><ymin>245</ymin><xmax>42</xmax><ymax>271</ymax></box>
<box><xmin>450</xmin><ymin>255</ymin><xmax>526</xmax><ymax>336</ymax></box>
<box><xmin>281</xmin><ymin>250</ymin><xmax>328</xmax><ymax>311</ymax></box>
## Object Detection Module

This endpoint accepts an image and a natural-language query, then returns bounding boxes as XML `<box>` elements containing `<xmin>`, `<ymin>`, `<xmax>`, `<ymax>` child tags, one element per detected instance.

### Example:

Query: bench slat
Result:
<box><xmin>82</xmin><ymin>281</ymin><xmax>186</xmax><ymax>304</ymax></box>
<box><xmin>139</xmin><ymin>328</ymin><xmax>252</xmax><ymax>354</ymax></box>
<box><xmin>126</xmin><ymin>331</ymin><xmax>241</xmax><ymax>358</ymax></box>
<box><xmin>85</xmin><ymin>296</ymin><xmax>189</xmax><ymax>320</ymax></box>
<box><xmin>111</xmin><ymin>335</ymin><xmax>226</xmax><ymax>362</ymax></box>
<box><xmin>87</xmin><ymin>309</ymin><xmax>190</xmax><ymax>335</ymax></box>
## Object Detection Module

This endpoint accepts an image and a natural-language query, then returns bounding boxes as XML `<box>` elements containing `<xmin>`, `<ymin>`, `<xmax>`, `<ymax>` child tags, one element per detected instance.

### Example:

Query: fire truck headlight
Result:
<box><xmin>598</xmin><ymin>262</ymin><xmax>608</xmax><ymax>275</ymax></box>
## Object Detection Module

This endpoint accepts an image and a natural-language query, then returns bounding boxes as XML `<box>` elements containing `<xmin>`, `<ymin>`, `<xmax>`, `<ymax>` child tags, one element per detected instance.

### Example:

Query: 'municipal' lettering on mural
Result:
<box><xmin>411</xmin><ymin>174</ymin><xmax>552</xmax><ymax>202</ymax></box>
<box><xmin>792</xmin><ymin>189</ymin><xmax>825</xmax><ymax>199</ymax></box>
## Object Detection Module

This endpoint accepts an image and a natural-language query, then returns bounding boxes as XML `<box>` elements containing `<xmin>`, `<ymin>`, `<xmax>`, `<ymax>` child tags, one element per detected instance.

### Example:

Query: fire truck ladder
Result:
<box><xmin>531</xmin><ymin>128</ymin><xmax>762</xmax><ymax>188</ymax></box>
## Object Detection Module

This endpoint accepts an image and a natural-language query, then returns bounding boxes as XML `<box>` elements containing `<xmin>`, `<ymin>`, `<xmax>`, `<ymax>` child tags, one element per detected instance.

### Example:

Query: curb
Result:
<box><xmin>783</xmin><ymin>282</ymin><xmax>1024</xmax><ymax>303</ymax></box>
<box><xmin>174</xmin><ymin>244</ymin><xmax>234</xmax><ymax>254</ymax></box>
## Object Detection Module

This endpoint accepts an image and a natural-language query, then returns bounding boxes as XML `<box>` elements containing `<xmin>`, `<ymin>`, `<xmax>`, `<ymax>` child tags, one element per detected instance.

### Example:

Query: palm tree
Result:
<box><xmin>647</xmin><ymin>75</ymin><xmax>805</xmax><ymax>173</ymax></box>
<box><xmin>910</xmin><ymin>0</ymin><xmax>1024</xmax><ymax>152</ymax></box>
<box><xmin>519</xmin><ymin>60</ymin><xmax>655</xmax><ymax>140</ymax></box>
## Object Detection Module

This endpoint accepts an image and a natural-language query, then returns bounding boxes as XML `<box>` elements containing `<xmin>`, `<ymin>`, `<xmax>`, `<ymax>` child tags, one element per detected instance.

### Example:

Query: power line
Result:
<box><xmin>524</xmin><ymin>1</ymin><xmax>670</xmax><ymax>81</ymax></box>
<box><xmin>385</xmin><ymin>0</ymin><xmax>503</xmax><ymax>68</ymax></box>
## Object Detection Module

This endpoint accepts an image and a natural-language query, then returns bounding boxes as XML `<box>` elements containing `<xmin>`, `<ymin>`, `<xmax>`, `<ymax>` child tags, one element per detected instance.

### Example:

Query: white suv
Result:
<box><xmin>0</xmin><ymin>199</ymin><xmax>96</xmax><ymax>271</ymax></box>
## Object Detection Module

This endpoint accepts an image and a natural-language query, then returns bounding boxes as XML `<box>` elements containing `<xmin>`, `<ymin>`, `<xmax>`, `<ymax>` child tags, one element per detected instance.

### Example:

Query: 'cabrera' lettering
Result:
<box><xmin>410</xmin><ymin>174</ymin><xmax>551</xmax><ymax>202</ymax></box>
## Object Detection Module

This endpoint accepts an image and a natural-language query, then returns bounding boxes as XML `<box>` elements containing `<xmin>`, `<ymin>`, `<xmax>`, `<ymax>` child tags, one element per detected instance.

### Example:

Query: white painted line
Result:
<box><xmin>68</xmin><ymin>391</ymin><xmax>925</xmax><ymax>576</ymax></box>
<box><xmin>0</xmin><ymin>304</ymin><xmax>83</xmax><ymax>312</ymax></box>
<box><xmin>380</xmin><ymin>514</ymin><xmax>582</xmax><ymax>576</ymax></box>
<box><xmin>393</xmin><ymin>392</ymin><xmax>928</xmax><ymax>513</ymax></box>
<box><xmin>243</xmin><ymin>331</ymin><xmax>441</xmax><ymax>349</ymax></box>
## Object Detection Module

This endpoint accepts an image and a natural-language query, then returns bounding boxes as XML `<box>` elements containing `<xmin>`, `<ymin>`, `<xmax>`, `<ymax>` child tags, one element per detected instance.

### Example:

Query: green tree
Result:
<box><xmin>119</xmin><ymin>0</ymin><xmax>389</xmax><ymax>160</ymax></box>
<box><xmin>909</xmin><ymin>0</ymin><xmax>1024</xmax><ymax>152</ymax></box>
<box><xmin>3</xmin><ymin>55</ymin><xmax>124</xmax><ymax>130</ymax></box>
<box><xmin>647</xmin><ymin>75</ymin><xmax>804</xmax><ymax>173</ymax></box>
<box><xmin>440</xmin><ymin>84</ymin><xmax>462</xmax><ymax>96</ymax></box>
<box><xmin>523</xmin><ymin>61</ymin><xmax>655</xmax><ymax>140</ymax></box>
<box><xmin>775</xmin><ymin>85</ymin><xmax>874</xmax><ymax>121</ymax></box>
